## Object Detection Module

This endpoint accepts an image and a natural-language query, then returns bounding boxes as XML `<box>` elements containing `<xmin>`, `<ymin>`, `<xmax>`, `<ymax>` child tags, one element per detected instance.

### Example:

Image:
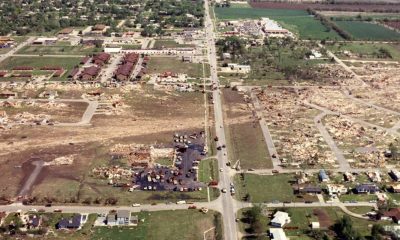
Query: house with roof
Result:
<box><xmin>92</xmin><ymin>24</ymin><xmax>108</xmax><ymax>35</ymax></box>
<box><xmin>0</xmin><ymin>90</ymin><xmax>17</xmax><ymax>99</ymax></box>
<box><xmin>390</xmin><ymin>183</ymin><xmax>400</xmax><ymax>193</ymax></box>
<box><xmin>390</xmin><ymin>170</ymin><xmax>400</xmax><ymax>182</ymax></box>
<box><xmin>271</xmin><ymin>211</ymin><xmax>291</xmax><ymax>228</ymax></box>
<box><xmin>56</xmin><ymin>214</ymin><xmax>82</xmax><ymax>230</ymax></box>
<box><xmin>58</xmin><ymin>28</ymin><xmax>74</xmax><ymax>35</ymax></box>
<box><xmin>79</xmin><ymin>66</ymin><xmax>101</xmax><ymax>81</ymax></box>
<box><xmin>123</xmin><ymin>53</ymin><xmax>139</xmax><ymax>64</ymax></box>
<box><xmin>106</xmin><ymin>210</ymin><xmax>137</xmax><ymax>226</ymax></box>
<box><xmin>384</xmin><ymin>208</ymin><xmax>400</xmax><ymax>224</ymax></box>
<box><xmin>92</xmin><ymin>53</ymin><xmax>111</xmax><ymax>66</ymax></box>
<box><xmin>294</xmin><ymin>184</ymin><xmax>322</xmax><ymax>195</ymax></box>
<box><xmin>326</xmin><ymin>184</ymin><xmax>348</xmax><ymax>196</ymax></box>
<box><xmin>27</xmin><ymin>215</ymin><xmax>42</xmax><ymax>229</ymax></box>
<box><xmin>355</xmin><ymin>184</ymin><xmax>379</xmax><ymax>194</ymax></box>
<box><xmin>319</xmin><ymin>169</ymin><xmax>329</xmax><ymax>182</ymax></box>
<box><xmin>115</xmin><ymin>62</ymin><xmax>134</xmax><ymax>81</ymax></box>
<box><xmin>269</xmin><ymin>228</ymin><xmax>287</xmax><ymax>240</ymax></box>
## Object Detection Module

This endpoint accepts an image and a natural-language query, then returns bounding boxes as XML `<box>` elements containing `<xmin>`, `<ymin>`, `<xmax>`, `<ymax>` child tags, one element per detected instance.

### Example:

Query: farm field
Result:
<box><xmin>214</xmin><ymin>7</ymin><xmax>342</xmax><ymax>40</ymax></box>
<box><xmin>147</xmin><ymin>57</ymin><xmax>210</xmax><ymax>78</ymax></box>
<box><xmin>249</xmin><ymin>1</ymin><xmax>400</xmax><ymax>12</ymax></box>
<box><xmin>334</xmin><ymin>20</ymin><xmax>400</xmax><ymax>40</ymax></box>
<box><xmin>92</xmin><ymin>210</ymin><xmax>222</xmax><ymax>240</ymax></box>
<box><xmin>326</xmin><ymin>42</ymin><xmax>400</xmax><ymax>60</ymax></box>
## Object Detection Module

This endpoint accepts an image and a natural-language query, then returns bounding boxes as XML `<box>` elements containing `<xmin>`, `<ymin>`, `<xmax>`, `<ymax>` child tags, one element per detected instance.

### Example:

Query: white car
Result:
<box><xmin>29</xmin><ymin>208</ymin><xmax>37</xmax><ymax>212</ymax></box>
<box><xmin>132</xmin><ymin>203</ymin><xmax>141</xmax><ymax>207</ymax></box>
<box><xmin>219</xmin><ymin>168</ymin><xmax>224</xmax><ymax>172</ymax></box>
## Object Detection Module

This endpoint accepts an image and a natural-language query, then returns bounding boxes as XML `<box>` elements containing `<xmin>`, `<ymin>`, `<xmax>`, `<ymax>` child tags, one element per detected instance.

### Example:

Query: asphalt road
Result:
<box><xmin>313</xmin><ymin>111</ymin><xmax>350</xmax><ymax>171</ymax></box>
<box><xmin>204</xmin><ymin>0</ymin><xmax>239</xmax><ymax>239</ymax></box>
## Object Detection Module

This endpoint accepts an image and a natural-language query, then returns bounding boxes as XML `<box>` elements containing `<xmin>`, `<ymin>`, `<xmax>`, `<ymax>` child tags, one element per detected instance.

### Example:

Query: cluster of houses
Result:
<box><xmin>68</xmin><ymin>53</ymin><xmax>111</xmax><ymax>81</ymax></box>
<box><xmin>114</xmin><ymin>53</ymin><xmax>148</xmax><ymax>82</ymax></box>
<box><xmin>292</xmin><ymin>169</ymin><xmax>400</xmax><ymax>202</ymax></box>
<box><xmin>1</xmin><ymin>209</ymin><xmax>139</xmax><ymax>236</ymax></box>
<box><xmin>269</xmin><ymin>211</ymin><xmax>291</xmax><ymax>240</ymax></box>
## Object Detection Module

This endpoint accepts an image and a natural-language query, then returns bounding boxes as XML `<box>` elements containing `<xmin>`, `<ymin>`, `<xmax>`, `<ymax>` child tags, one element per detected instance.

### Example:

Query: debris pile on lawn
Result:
<box><xmin>44</xmin><ymin>155</ymin><xmax>75</xmax><ymax>166</ymax></box>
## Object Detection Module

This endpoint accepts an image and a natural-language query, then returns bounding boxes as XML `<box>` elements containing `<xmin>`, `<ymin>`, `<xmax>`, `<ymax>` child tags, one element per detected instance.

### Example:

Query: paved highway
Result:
<box><xmin>204</xmin><ymin>0</ymin><xmax>239</xmax><ymax>239</ymax></box>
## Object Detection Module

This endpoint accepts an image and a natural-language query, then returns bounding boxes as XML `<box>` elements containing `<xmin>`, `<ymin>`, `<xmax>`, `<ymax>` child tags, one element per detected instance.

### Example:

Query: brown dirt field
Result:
<box><xmin>0</xmin><ymin>101</ymin><xmax>88</xmax><ymax>123</ymax></box>
<box><xmin>0</xmin><ymin>87</ymin><xmax>207</xmax><ymax>201</ymax></box>
<box><xmin>313</xmin><ymin>209</ymin><xmax>333</xmax><ymax>228</ymax></box>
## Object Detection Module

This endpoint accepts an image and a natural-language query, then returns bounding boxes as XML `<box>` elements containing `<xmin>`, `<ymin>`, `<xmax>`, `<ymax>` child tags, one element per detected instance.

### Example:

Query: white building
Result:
<box><xmin>269</xmin><ymin>228</ymin><xmax>288</xmax><ymax>240</ymax></box>
<box><xmin>311</xmin><ymin>222</ymin><xmax>320</xmax><ymax>229</ymax></box>
<box><xmin>260</xmin><ymin>18</ymin><xmax>293</xmax><ymax>38</ymax></box>
<box><xmin>104</xmin><ymin>46</ymin><xmax>122</xmax><ymax>53</ymax></box>
<box><xmin>33</xmin><ymin>37</ymin><xmax>58</xmax><ymax>45</ymax></box>
<box><xmin>326</xmin><ymin>184</ymin><xmax>348</xmax><ymax>196</ymax></box>
<box><xmin>271</xmin><ymin>211</ymin><xmax>291</xmax><ymax>228</ymax></box>
<box><xmin>391</xmin><ymin>169</ymin><xmax>400</xmax><ymax>181</ymax></box>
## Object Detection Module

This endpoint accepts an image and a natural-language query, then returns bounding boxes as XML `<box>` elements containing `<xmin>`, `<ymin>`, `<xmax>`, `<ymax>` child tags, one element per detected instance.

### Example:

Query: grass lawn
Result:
<box><xmin>153</xmin><ymin>40</ymin><xmax>194</xmax><ymax>49</ymax></box>
<box><xmin>154</xmin><ymin>157</ymin><xmax>173</xmax><ymax>167</ymax></box>
<box><xmin>334</xmin><ymin>21</ymin><xmax>400</xmax><ymax>41</ymax></box>
<box><xmin>91</xmin><ymin>210</ymin><xmax>222</xmax><ymax>240</ymax></box>
<box><xmin>17</xmin><ymin>45</ymin><xmax>102</xmax><ymax>55</ymax></box>
<box><xmin>223</xmin><ymin>90</ymin><xmax>272</xmax><ymax>169</ymax></box>
<box><xmin>214</xmin><ymin>7</ymin><xmax>342</xmax><ymax>40</ymax></box>
<box><xmin>0</xmin><ymin>56</ymin><xmax>80</xmax><ymax>80</ymax></box>
<box><xmin>147</xmin><ymin>57</ymin><xmax>210</xmax><ymax>78</ymax></box>
<box><xmin>78</xmin><ymin>177</ymin><xmax>220</xmax><ymax>205</ymax></box>
<box><xmin>347</xmin><ymin>206</ymin><xmax>375</xmax><ymax>215</ymax></box>
<box><xmin>339</xmin><ymin>193</ymin><xmax>377</xmax><ymax>202</ymax></box>
<box><xmin>234</xmin><ymin>173</ymin><xmax>298</xmax><ymax>203</ymax></box>
<box><xmin>199</xmin><ymin>158</ymin><xmax>219</xmax><ymax>183</ymax></box>
<box><xmin>326</xmin><ymin>42</ymin><xmax>400</xmax><ymax>60</ymax></box>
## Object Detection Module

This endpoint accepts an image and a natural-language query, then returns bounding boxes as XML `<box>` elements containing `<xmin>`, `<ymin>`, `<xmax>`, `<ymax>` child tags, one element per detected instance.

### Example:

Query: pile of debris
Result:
<box><xmin>44</xmin><ymin>155</ymin><xmax>75</xmax><ymax>166</ymax></box>
<box><xmin>12</xmin><ymin>112</ymin><xmax>53</xmax><ymax>125</ymax></box>
<box><xmin>110</xmin><ymin>144</ymin><xmax>174</xmax><ymax>168</ymax></box>
<box><xmin>92</xmin><ymin>166</ymin><xmax>133</xmax><ymax>180</ymax></box>
<box><xmin>324</xmin><ymin>115</ymin><xmax>395</xmax><ymax>167</ymax></box>
<box><xmin>257</xmin><ymin>88</ymin><xmax>335</xmax><ymax>167</ymax></box>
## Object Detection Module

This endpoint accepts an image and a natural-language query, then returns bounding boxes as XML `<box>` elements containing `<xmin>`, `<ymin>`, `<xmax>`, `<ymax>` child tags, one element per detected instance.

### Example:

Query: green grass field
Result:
<box><xmin>326</xmin><ymin>42</ymin><xmax>400</xmax><ymax>60</ymax></box>
<box><xmin>234</xmin><ymin>173</ymin><xmax>298</xmax><ymax>203</ymax></box>
<box><xmin>17</xmin><ymin>45</ymin><xmax>102</xmax><ymax>55</ymax></box>
<box><xmin>147</xmin><ymin>57</ymin><xmax>210</xmax><ymax>78</ymax></box>
<box><xmin>153</xmin><ymin>40</ymin><xmax>194</xmax><ymax>49</ymax></box>
<box><xmin>0</xmin><ymin>56</ymin><xmax>80</xmax><ymax>80</ymax></box>
<box><xmin>223</xmin><ymin>90</ymin><xmax>272</xmax><ymax>169</ymax></box>
<box><xmin>92</xmin><ymin>210</ymin><xmax>222</xmax><ymax>240</ymax></box>
<box><xmin>199</xmin><ymin>158</ymin><xmax>219</xmax><ymax>182</ymax></box>
<box><xmin>335</xmin><ymin>21</ymin><xmax>400</xmax><ymax>41</ymax></box>
<box><xmin>214</xmin><ymin>7</ymin><xmax>342</xmax><ymax>40</ymax></box>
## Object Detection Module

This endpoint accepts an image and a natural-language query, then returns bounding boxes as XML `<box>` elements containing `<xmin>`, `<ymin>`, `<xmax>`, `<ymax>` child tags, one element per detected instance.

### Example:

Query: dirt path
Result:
<box><xmin>18</xmin><ymin>160</ymin><xmax>44</xmax><ymax>197</ymax></box>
